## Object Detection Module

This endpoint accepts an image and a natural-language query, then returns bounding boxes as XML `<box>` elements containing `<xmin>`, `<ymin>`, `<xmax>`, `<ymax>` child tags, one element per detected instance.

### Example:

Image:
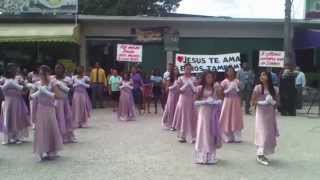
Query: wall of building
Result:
<box><xmin>80</xmin><ymin>20</ymin><xmax>284</xmax><ymax>71</ymax></box>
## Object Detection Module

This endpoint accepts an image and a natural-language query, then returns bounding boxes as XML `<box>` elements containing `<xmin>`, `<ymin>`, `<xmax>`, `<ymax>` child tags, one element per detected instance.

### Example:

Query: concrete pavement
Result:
<box><xmin>0</xmin><ymin>109</ymin><xmax>320</xmax><ymax>180</ymax></box>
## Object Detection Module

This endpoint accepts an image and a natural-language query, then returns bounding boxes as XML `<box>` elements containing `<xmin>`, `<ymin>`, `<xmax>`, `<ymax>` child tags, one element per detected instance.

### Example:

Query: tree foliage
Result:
<box><xmin>79</xmin><ymin>0</ymin><xmax>181</xmax><ymax>16</ymax></box>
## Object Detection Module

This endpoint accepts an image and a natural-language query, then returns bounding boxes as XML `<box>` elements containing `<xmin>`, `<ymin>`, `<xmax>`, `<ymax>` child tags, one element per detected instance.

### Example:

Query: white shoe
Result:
<box><xmin>257</xmin><ymin>156</ymin><xmax>269</xmax><ymax>166</ymax></box>
<box><xmin>208</xmin><ymin>158</ymin><xmax>219</xmax><ymax>165</ymax></box>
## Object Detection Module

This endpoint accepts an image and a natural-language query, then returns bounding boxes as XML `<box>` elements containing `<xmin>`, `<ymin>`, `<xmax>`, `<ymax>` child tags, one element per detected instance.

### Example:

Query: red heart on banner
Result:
<box><xmin>177</xmin><ymin>56</ymin><xmax>184</xmax><ymax>63</ymax></box>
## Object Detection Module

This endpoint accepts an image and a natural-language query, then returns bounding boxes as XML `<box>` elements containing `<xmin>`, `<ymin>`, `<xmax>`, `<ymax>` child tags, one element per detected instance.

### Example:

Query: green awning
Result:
<box><xmin>0</xmin><ymin>24</ymin><xmax>79</xmax><ymax>44</ymax></box>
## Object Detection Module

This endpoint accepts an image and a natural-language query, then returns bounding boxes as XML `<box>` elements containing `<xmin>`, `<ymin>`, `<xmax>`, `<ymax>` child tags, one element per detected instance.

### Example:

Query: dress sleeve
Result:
<box><xmin>251</xmin><ymin>85</ymin><xmax>261</xmax><ymax>104</ymax></box>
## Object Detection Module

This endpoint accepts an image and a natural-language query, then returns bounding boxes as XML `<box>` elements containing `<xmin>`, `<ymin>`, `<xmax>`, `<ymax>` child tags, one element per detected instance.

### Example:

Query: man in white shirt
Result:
<box><xmin>295</xmin><ymin>66</ymin><xmax>306</xmax><ymax>109</ymax></box>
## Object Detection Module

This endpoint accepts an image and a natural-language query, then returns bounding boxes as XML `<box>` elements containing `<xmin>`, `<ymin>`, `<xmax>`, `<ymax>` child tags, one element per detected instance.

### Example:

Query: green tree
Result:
<box><xmin>79</xmin><ymin>0</ymin><xmax>181</xmax><ymax>16</ymax></box>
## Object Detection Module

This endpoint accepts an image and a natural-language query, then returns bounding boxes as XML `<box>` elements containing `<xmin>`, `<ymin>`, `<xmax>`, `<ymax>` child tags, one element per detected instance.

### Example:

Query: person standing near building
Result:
<box><xmin>53</xmin><ymin>63</ymin><xmax>76</xmax><ymax>144</ymax></box>
<box><xmin>31</xmin><ymin>65</ymin><xmax>63</xmax><ymax>161</ymax></box>
<box><xmin>72</xmin><ymin>66</ymin><xmax>92</xmax><ymax>128</ymax></box>
<box><xmin>90</xmin><ymin>62</ymin><xmax>107</xmax><ymax>109</ymax></box>
<box><xmin>162</xmin><ymin>66</ymin><xmax>180</xmax><ymax>130</ymax></box>
<box><xmin>267</xmin><ymin>68</ymin><xmax>280</xmax><ymax>87</ymax></box>
<box><xmin>194</xmin><ymin>71</ymin><xmax>223</xmax><ymax>164</ymax></box>
<box><xmin>173</xmin><ymin>63</ymin><xmax>197</xmax><ymax>143</ymax></box>
<box><xmin>151</xmin><ymin>69</ymin><xmax>163</xmax><ymax>114</ymax></box>
<box><xmin>118</xmin><ymin>72</ymin><xmax>136</xmax><ymax>121</ymax></box>
<box><xmin>0</xmin><ymin>64</ymin><xmax>30</xmax><ymax>145</ymax></box>
<box><xmin>108</xmin><ymin>68</ymin><xmax>122</xmax><ymax>112</ymax></box>
<box><xmin>251</xmin><ymin>70</ymin><xmax>280</xmax><ymax>166</ymax></box>
<box><xmin>237</xmin><ymin>62</ymin><xmax>255</xmax><ymax>114</ymax></box>
<box><xmin>295</xmin><ymin>66</ymin><xmax>306</xmax><ymax>109</ymax></box>
<box><xmin>220</xmin><ymin>66</ymin><xmax>243</xmax><ymax>143</ymax></box>
<box><xmin>162</xmin><ymin>63</ymin><xmax>174</xmax><ymax>106</ymax></box>
<box><xmin>131</xmin><ymin>66</ymin><xmax>144</xmax><ymax>114</ymax></box>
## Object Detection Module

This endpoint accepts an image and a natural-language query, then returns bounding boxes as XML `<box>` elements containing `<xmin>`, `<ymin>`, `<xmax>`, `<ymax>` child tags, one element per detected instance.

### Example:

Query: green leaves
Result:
<box><xmin>78</xmin><ymin>0</ymin><xmax>181</xmax><ymax>16</ymax></box>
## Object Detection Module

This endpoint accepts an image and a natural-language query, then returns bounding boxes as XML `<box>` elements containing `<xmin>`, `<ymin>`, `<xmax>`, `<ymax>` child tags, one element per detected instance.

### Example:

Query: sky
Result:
<box><xmin>177</xmin><ymin>0</ymin><xmax>306</xmax><ymax>19</ymax></box>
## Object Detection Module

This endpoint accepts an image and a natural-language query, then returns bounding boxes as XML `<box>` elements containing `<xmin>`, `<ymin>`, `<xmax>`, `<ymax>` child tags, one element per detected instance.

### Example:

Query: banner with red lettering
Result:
<box><xmin>175</xmin><ymin>53</ymin><xmax>241</xmax><ymax>73</ymax></box>
<box><xmin>117</xmin><ymin>44</ymin><xmax>143</xmax><ymax>62</ymax></box>
<box><xmin>259</xmin><ymin>50</ymin><xmax>285</xmax><ymax>68</ymax></box>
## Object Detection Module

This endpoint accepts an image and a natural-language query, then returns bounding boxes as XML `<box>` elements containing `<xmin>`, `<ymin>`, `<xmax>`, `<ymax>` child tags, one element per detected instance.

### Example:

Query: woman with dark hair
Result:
<box><xmin>118</xmin><ymin>72</ymin><xmax>136</xmax><ymax>121</ymax></box>
<box><xmin>172</xmin><ymin>63</ymin><xmax>197</xmax><ymax>143</ymax></box>
<box><xmin>0</xmin><ymin>64</ymin><xmax>30</xmax><ymax>145</ymax></box>
<box><xmin>194</xmin><ymin>71</ymin><xmax>223</xmax><ymax>164</ymax></box>
<box><xmin>251</xmin><ymin>70</ymin><xmax>279</xmax><ymax>166</ymax></box>
<box><xmin>31</xmin><ymin>65</ymin><xmax>63</xmax><ymax>161</ymax></box>
<box><xmin>162</xmin><ymin>66</ymin><xmax>180</xmax><ymax>130</ymax></box>
<box><xmin>72</xmin><ymin>66</ymin><xmax>92</xmax><ymax>128</ymax></box>
<box><xmin>53</xmin><ymin>63</ymin><xmax>76</xmax><ymax>143</ymax></box>
<box><xmin>220</xmin><ymin>66</ymin><xmax>243</xmax><ymax>143</ymax></box>
<box><xmin>131</xmin><ymin>66</ymin><xmax>144</xmax><ymax>114</ymax></box>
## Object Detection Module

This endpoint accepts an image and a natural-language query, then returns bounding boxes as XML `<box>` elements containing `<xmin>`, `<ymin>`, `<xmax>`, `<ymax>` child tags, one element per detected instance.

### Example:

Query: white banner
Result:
<box><xmin>259</xmin><ymin>50</ymin><xmax>285</xmax><ymax>68</ymax></box>
<box><xmin>175</xmin><ymin>53</ymin><xmax>241</xmax><ymax>73</ymax></box>
<box><xmin>117</xmin><ymin>44</ymin><xmax>143</xmax><ymax>63</ymax></box>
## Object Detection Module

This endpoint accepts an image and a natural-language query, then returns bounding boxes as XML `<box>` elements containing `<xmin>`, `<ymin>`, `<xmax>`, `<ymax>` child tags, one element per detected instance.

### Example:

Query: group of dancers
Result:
<box><xmin>159</xmin><ymin>64</ymin><xmax>280</xmax><ymax>166</ymax></box>
<box><xmin>0</xmin><ymin>63</ymin><xmax>92</xmax><ymax>161</ymax></box>
<box><xmin>0</xmin><ymin>62</ymin><xmax>280</xmax><ymax>166</ymax></box>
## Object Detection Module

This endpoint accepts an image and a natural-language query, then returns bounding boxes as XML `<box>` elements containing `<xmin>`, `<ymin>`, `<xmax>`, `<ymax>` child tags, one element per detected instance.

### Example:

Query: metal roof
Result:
<box><xmin>78</xmin><ymin>14</ymin><xmax>320</xmax><ymax>25</ymax></box>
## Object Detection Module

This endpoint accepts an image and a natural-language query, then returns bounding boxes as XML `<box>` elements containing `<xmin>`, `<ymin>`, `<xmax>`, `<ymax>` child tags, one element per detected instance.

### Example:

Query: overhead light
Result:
<box><xmin>0</xmin><ymin>12</ymin><xmax>3</xmax><ymax>15</ymax></box>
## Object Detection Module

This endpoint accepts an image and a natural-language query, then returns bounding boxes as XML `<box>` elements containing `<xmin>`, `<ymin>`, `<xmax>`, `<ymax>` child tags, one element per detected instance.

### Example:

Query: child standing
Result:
<box><xmin>251</xmin><ymin>70</ymin><xmax>279</xmax><ymax>166</ymax></box>
<box><xmin>108</xmin><ymin>69</ymin><xmax>122</xmax><ymax>112</ymax></box>
<box><xmin>220</xmin><ymin>66</ymin><xmax>243</xmax><ymax>143</ymax></box>
<box><xmin>0</xmin><ymin>64</ymin><xmax>30</xmax><ymax>145</ymax></box>
<box><xmin>162</xmin><ymin>67</ymin><xmax>179</xmax><ymax>130</ymax></box>
<box><xmin>31</xmin><ymin>65</ymin><xmax>63</xmax><ymax>161</ymax></box>
<box><xmin>142</xmin><ymin>73</ymin><xmax>153</xmax><ymax>114</ymax></box>
<box><xmin>151</xmin><ymin>69</ymin><xmax>163</xmax><ymax>114</ymax></box>
<box><xmin>72</xmin><ymin>66</ymin><xmax>92</xmax><ymax>128</ymax></box>
<box><xmin>194</xmin><ymin>71</ymin><xmax>223</xmax><ymax>164</ymax></box>
<box><xmin>172</xmin><ymin>63</ymin><xmax>197</xmax><ymax>143</ymax></box>
<box><xmin>118</xmin><ymin>72</ymin><xmax>136</xmax><ymax>121</ymax></box>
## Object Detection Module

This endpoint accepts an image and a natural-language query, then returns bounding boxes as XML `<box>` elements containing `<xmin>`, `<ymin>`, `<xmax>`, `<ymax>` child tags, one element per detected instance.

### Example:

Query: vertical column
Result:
<box><xmin>79</xmin><ymin>26</ymin><xmax>87</xmax><ymax>69</ymax></box>
<box><xmin>166</xmin><ymin>51</ymin><xmax>174</xmax><ymax>65</ymax></box>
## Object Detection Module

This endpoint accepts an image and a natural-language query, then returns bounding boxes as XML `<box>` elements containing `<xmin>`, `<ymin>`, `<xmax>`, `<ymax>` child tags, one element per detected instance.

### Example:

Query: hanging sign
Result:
<box><xmin>259</xmin><ymin>50</ymin><xmax>285</xmax><ymax>68</ymax></box>
<box><xmin>175</xmin><ymin>53</ymin><xmax>241</xmax><ymax>73</ymax></box>
<box><xmin>117</xmin><ymin>44</ymin><xmax>143</xmax><ymax>63</ymax></box>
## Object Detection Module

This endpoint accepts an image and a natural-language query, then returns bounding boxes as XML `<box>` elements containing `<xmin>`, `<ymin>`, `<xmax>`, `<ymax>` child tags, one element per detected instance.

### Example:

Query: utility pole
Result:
<box><xmin>284</xmin><ymin>0</ymin><xmax>295</xmax><ymax>66</ymax></box>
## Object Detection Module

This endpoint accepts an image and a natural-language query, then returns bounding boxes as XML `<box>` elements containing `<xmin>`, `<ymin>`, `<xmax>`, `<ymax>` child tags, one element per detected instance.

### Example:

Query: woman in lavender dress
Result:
<box><xmin>28</xmin><ymin>66</ymin><xmax>40</xmax><ymax>128</ymax></box>
<box><xmin>220</xmin><ymin>66</ymin><xmax>243</xmax><ymax>143</ymax></box>
<box><xmin>131</xmin><ymin>66</ymin><xmax>144</xmax><ymax>114</ymax></box>
<box><xmin>53</xmin><ymin>63</ymin><xmax>76</xmax><ymax>143</ymax></box>
<box><xmin>172</xmin><ymin>63</ymin><xmax>197</xmax><ymax>143</ymax></box>
<box><xmin>194</xmin><ymin>71</ymin><xmax>223</xmax><ymax>164</ymax></box>
<box><xmin>31</xmin><ymin>65</ymin><xmax>63</xmax><ymax>161</ymax></box>
<box><xmin>72</xmin><ymin>66</ymin><xmax>92</xmax><ymax>128</ymax></box>
<box><xmin>251</xmin><ymin>70</ymin><xmax>279</xmax><ymax>166</ymax></box>
<box><xmin>0</xmin><ymin>64</ymin><xmax>30</xmax><ymax>145</ymax></box>
<box><xmin>118</xmin><ymin>72</ymin><xmax>136</xmax><ymax>121</ymax></box>
<box><xmin>162</xmin><ymin>67</ymin><xmax>179</xmax><ymax>130</ymax></box>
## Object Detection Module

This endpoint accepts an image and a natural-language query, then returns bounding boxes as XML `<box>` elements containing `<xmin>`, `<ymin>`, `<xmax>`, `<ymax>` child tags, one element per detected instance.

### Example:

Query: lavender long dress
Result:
<box><xmin>219</xmin><ymin>79</ymin><xmax>243</xmax><ymax>140</ymax></box>
<box><xmin>172</xmin><ymin>76</ymin><xmax>197</xmax><ymax>143</ymax></box>
<box><xmin>53</xmin><ymin>78</ymin><xmax>74</xmax><ymax>143</ymax></box>
<box><xmin>253</xmin><ymin>85</ymin><xmax>280</xmax><ymax>155</ymax></box>
<box><xmin>194</xmin><ymin>84</ymin><xmax>223</xmax><ymax>164</ymax></box>
<box><xmin>0</xmin><ymin>80</ymin><xmax>30</xmax><ymax>142</ymax></box>
<box><xmin>30</xmin><ymin>75</ymin><xmax>40</xmax><ymax>124</ymax></box>
<box><xmin>118</xmin><ymin>81</ymin><xmax>136</xmax><ymax>121</ymax></box>
<box><xmin>33</xmin><ymin>84</ymin><xmax>63</xmax><ymax>156</ymax></box>
<box><xmin>72</xmin><ymin>77</ymin><xmax>92</xmax><ymax>127</ymax></box>
<box><xmin>161</xmin><ymin>81</ymin><xmax>179</xmax><ymax>129</ymax></box>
